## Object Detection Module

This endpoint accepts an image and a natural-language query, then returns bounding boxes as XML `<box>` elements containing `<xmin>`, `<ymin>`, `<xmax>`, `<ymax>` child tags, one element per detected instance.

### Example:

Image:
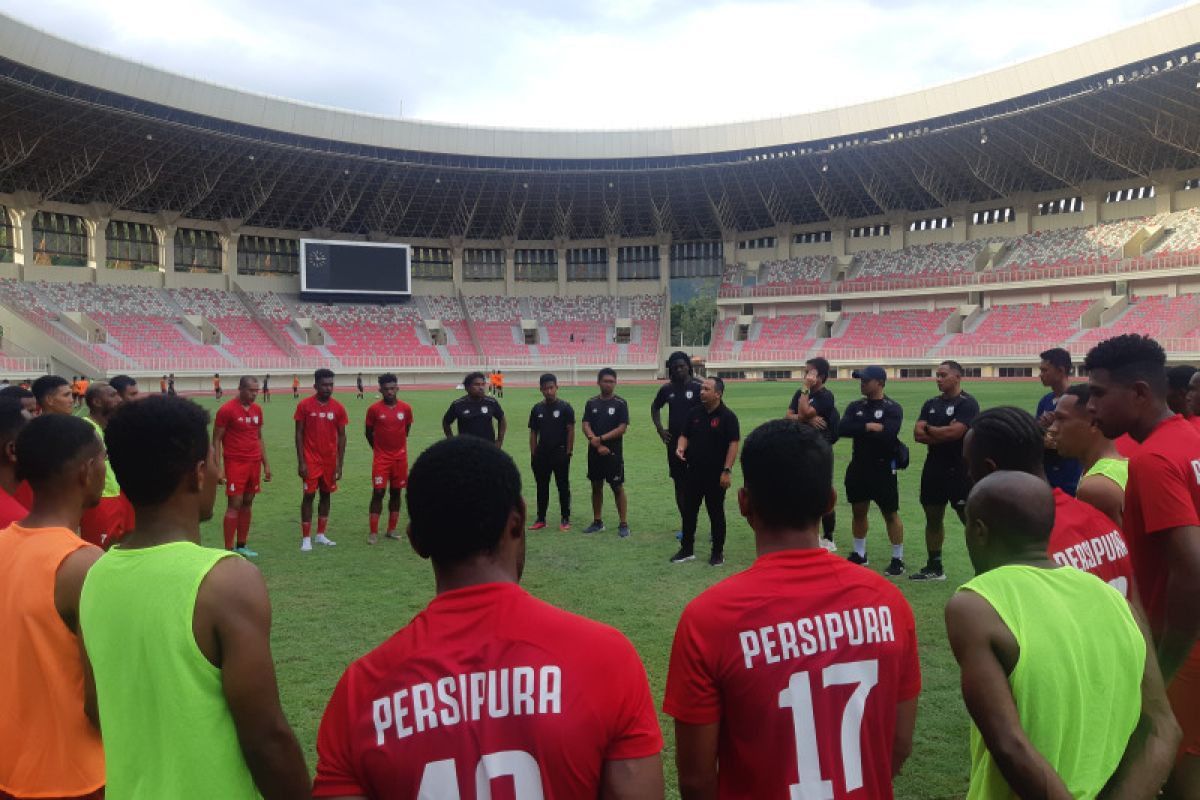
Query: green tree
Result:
<box><xmin>670</xmin><ymin>295</ymin><xmax>717</xmax><ymax>347</ymax></box>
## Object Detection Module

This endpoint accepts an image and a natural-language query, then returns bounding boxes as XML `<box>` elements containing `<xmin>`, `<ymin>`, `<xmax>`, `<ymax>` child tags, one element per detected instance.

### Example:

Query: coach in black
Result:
<box><xmin>911</xmin><ymin>360</ymin><xmax>979</xmax><ymax>582</ymax></box>
<box><xmin>651</xmin><ymin>351</ymin><xmax>703</xmax><ymax>531</ymax></box>
<box><xmin>786</xmin><ymin>356</ymin><xmax>839</xmax><ymax>550</ymax></box>
<box><xmin>442</xmin><ymin>372</ymin><xmax>506</xmax><ymax>445</ymax></box>
<box><xmin>528</xmin><ymin>373</ymin><xmax>574</xmax><ymax>532</ymax></box>
<box><xmin>839</xmin><ymin>365</ymin><xmax>906</xmax><ymax>576</ymax></box>
<box><xmin>670</xmin><ymin>377</ymin><xmax>740</xmax><ymax>567</ymax></box>
<box><xmin>582</xmin><ymin>368</ymin><xmax>631</xmax><ymax>538</ymax></box>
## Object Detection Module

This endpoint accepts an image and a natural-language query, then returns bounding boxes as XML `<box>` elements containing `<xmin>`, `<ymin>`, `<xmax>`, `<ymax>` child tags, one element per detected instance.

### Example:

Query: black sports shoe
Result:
<box><xmin>847</xmin><ymin>551</ymin><xmax>868</xmax><ymax>566</ymax></box>
<box><xmin>582</xmin><ymin>521</ymin><xmax>605</xmax><ymax>534</ymax></box>
<box><xmin>670</xmin><ymin>548</ymin><xmax>696</xmax><ymax>564</ymax></box>
<box><xmin>708</xmin><ymin>552</ymin><xmax>725</xmax><ymax>567</ymax></box>
<box><xmin>885</xmin><ymin>557</ymin><xmax>906</xmax><ymax>577</ymax></box>
<box><xmin>908</xmin><ymin>563</ymin><xmax>946</xmax><ymax>582</ymax></box>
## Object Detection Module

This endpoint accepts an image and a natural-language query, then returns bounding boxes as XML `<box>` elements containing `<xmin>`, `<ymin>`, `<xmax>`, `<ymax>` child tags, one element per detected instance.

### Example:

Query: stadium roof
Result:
<box><xmin>0</xmin><ymin>7</ymin><xmax>1198</xmax><ymax>241</ymax></box>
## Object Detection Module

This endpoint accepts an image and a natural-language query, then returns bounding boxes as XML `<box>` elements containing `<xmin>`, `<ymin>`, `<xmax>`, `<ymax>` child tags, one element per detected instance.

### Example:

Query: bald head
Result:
<box><xmin>964</xmin><ymin>472</ymin><xmax>1056</xmax><ymax>573</ymax></box>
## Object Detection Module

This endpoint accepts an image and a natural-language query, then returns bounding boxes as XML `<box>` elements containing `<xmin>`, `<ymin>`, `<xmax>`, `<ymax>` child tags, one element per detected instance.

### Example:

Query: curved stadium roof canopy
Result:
<box><xmin>0</xmin><ymin>6</ymin><xmax>1198</xmax><ymax>241</ymax></box>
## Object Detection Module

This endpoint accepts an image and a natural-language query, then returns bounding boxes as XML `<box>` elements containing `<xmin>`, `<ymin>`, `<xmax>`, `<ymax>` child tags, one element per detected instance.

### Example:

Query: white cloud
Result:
<box><xmin>0</xmin><ymin>0</ymin><xmax>1185</xmax><ymax>128</ymax></box>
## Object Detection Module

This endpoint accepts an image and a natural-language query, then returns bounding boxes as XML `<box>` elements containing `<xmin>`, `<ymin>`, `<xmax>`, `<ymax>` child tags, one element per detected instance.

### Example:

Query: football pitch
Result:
<box><xmin>190</xmin><ymin>377</ymin><xmax>1048</xmax><ymax>799</ymax></box>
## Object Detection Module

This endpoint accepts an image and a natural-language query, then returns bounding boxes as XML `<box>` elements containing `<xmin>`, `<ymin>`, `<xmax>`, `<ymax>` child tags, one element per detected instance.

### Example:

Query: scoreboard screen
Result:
<box><xmin>300</xmin><ymin>240</ymin><xmax>411</xmax><ymax>298</ymax></box>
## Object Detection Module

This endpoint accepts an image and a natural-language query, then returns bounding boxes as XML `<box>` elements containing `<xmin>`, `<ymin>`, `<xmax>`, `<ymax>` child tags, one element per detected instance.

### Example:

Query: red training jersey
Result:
<box><xmin>664</xmin><ymin>549</ymin><xmax>921</xmax><ymax>800</ymax></box>
<box><xmin>313</xmin><ymin>582</ymin><xmax>662</xmax><ymax>799</ymax></box>
<box><xmin>1114</xmin><ymin>433</ymin><xmax>1140</xmax><ymax>458</ymax></box>
<box><xmin>215</xmin><ymin>399</ymin><xmax>264</xmax><ymax>461</ymax></box>
<box><xmin>1049</xmin><ymin>488</ymin><xmax>1134</xmax><ymax>598</ymax></box>
<box><xmin>366</xmin><ymin>400</ymin><xmax>414</xmax><ymax>460</ymax></box>
<box><xmin>1124</xmin><ymin>414</ymin><xmax>1200</xmax><ymax>637</ymax></box>
<box><xmin>0</xmin><ymin>485</ymin><xmax>27</xmax><ymax>529</ymax></box>
<box><xmin>294</xmin><ymin>396</ymin><xmax>349</xmax><ymax>465</ymax></box>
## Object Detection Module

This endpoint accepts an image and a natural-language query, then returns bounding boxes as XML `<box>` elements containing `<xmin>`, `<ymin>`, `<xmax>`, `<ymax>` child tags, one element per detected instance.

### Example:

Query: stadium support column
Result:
<box><xmin>1012</xmin><ymin>195</ymin><xmax>1033</xmax><ymax>236</ymax></box>
<box><xmin>1151</xmin><ymin>171</ymin><xmax>1175</xmax><ymax>215</ymax></box>
<box><xmin>7</xmin><ymin>204</ymin><xmax>34</xmax><ymax>273</ymax></box>
<box><xmin>658</xmin><ymin>241</ymin><xmax>670</xmax><ymax>290</ymax></box>
<box><xmin>555</xmin><ymin>242</ymin><xmax>567</xmax><ymax>295</ymax></box>
<box><xmin>83</xmin><ymin>214</ymin><xmax>108</xmax><ymax>272</ymax></box>
<box><xmin>502</xmin><ymin>237</ymin><xmax>516</xmax><ymax>295</ymax></box>
<box><xmin>450</xmin><ymin>237</ymin><xmax>464</xmax><ymax>290</ymax></box>
<box><xmin>606</xmin><ymin>237</ymin><xmax>618</xmax><ymax>294</ymax></box>
<box><xmin>1080</xmin><ymin>185</ymin><xmax>1100</xmax><ymax>227</ymax></box>
<box><xmin>219</xmin><ymin>228</ymin><xmax>240</xmax><ymax>277</ymax></box>
<box><xmin>155</xmin><ymin>223</ymin><xmax>176</xmax><ymax>275</ymax></box>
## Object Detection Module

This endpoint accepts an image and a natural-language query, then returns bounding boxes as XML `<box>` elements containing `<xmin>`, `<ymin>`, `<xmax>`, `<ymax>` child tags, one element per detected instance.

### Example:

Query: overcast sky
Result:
<box><xmin>0</xmin><ymin>0</ymin><xmax>1188</xmax><ymax>129</ymax></box>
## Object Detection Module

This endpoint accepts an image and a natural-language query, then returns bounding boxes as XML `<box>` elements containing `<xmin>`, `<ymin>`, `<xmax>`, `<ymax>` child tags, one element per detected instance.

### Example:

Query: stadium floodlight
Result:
<box><xmin>820</xmin><ymin>160</ymin><xmax>828</xmax><ymax>173</ymax></box>
<box><xmin>980</xmin><ymin>127</ymin><xmax>988</xmax><ymax>145</ymax></box>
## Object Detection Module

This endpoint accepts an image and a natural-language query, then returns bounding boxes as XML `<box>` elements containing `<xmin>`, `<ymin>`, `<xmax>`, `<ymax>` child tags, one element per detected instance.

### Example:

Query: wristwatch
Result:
<box><xmin>722</xmin><ymin>467</ymin><xmax>733</xmax><ymax>474</ymax></box>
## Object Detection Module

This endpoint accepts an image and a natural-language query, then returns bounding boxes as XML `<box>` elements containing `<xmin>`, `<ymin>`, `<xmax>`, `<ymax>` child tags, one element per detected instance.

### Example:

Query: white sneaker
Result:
<box><xmin>315</xmin><ymin>534</ymin><xmax>336</xmax><ymax>546</ymax></box>
<box><xmin>820</xmin><ymin>538</ymin><xmax>838</xmax><ymax>552</ymax></box>
<box><xmin>300</xmin><ymin>537</ymin><xmax>312</xmax><ymax>552</ymax></box>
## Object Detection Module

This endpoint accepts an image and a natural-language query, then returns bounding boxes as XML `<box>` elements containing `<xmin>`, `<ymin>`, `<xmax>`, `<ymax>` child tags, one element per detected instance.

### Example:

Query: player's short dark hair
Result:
<box><xmin>105</xmin><ymin>395</ymin><xmax>210</xmax><ymax>507</ymax></box>
<box><xmin>666</xmin><ymin>351</ymin><xmax>692</xmax><ymax>373</ymax></box>
<box><xmin>1062</xmin><ymin>383</ymin><xmax>1091</xmax><ymax>409</ymax></box>
<box><xmin>940</xmin><ymin>360</ymin><xmax>965</xmax><ymax>376</ymax></box>
<box><xmin>463</xmin><ymin>371</ymin><xmax>485</xmax><ymax>387</ymax></box>
<box><xmin>805</xmin><ymin>357</ymin><xmax>830</xmax><ymax>381</ymax></box>
<box><xmin>709</xmin><ymin>376</ymin><xmax>725</xmax><ymax>396</ymax></box>
<box><xmin>0</xmin><ymin>385</ymin><xmax>33</xmax><ymax>401</ymax></box>
<box><xmin>407</xmin><ymin>437</ymin><xmax>522</xmax><ymax>565</ymax></box>
<box><xmin>237</xmin><ymin>375</ymin><xmax>258</xmax><ymax>389</ymax></box>
<box><xmin>109</xmin><ymin>375</ymin><xmax>137</xmax><ymax>395</ymax></box>
<box><xmin>1167</xmin><ymin>364</ymin><xmax>1197</xmax><ymax>391</ymax></box>
<box><xmin>741</xmin><ymin>419</ymin><xmax>832</xmax><ymax>529</ymax></box>
<box><xmin>539</xmin><ymin>373</ymin><xmax>557</xmax><ymax>387</ymax></box>
<box><xmin>1039</xmin><ymin>347</ymin><xmax>1072</xmax><ymax>371</ymax></box>
<box><xmin>313</xmin><ymin>368</ymin><xmax>335</xmax><ymax>383</ymax></box>
<box><xmin>969</xmin><ymin>407</ymin><xmax>1044</xmax><ymax>474</ymax></box>
<box><xmin>31</xmin><ymin>375</ymin><xmax>68</xmax><ymax>403</ymax></box>
<box><xmin>378</xmin><ymin>373</ymin><xmax>398</xmax><ymax>387</ymax></box>
<box><xmin>15</xmin><ymin>413</ymin><xmax>100</xmax><ymax>487</ymax></box>
<box><xmin>598</xmin><ymin>367</ymin><xmax>617</xmax><ymax>381</ymax></box>
<box><xmin>1083</xmin><ymin>334</ymin><xmax>1168</xmax><ymax>396</ymax></box>
<box><xmin>84</xmin><ymin>382</ymin><xmax>113</xmax><ymax>410</ymax></box>
<box><xmin>0</xmin><ymin>396</ymin><xmax>29</xmax><ymax>445</ymax></box>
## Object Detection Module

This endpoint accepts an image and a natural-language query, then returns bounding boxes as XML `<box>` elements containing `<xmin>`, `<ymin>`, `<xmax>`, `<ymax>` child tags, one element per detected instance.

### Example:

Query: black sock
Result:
<box><xmin>822</xmin><ymin>511</ymin><xmax>836</xmax><ymax>539</ymax></box>
<box><xmin>929</xmin><ymin>550</ymin><xmax>943</xmax><ymax>567</ymax></box>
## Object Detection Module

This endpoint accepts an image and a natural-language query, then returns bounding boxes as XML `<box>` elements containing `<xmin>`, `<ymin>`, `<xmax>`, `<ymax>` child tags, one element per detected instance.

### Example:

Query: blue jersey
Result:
<box><xmin>1038</xmin><ymin>391</ymin><xmax>1082</xmax><ymax>495</ymax></box>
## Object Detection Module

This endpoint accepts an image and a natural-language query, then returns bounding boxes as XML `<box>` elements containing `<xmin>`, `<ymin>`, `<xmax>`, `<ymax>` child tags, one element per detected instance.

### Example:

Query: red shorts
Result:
<box><xmin>302</xmin><ymin>461</ymin><xmax>338</xmax><ymax>494</ymax></box>
<box><xmin>224</xmin><ymin>458</ymin><xmax>263</xmax><ymax>497</ymax></box>
<box><xmin>372</xmin><ymin>454</ymin><xmax>409</xmax><ymax>490</ymax></box>
<box><xmin>80</xmin><ymin>493</ymin><xmax>135</xmax><ymax>550</ymax></box>
<box><xmin>1168</xmin><ymin>646</ymin><xmax>1200</xmax><ymax>757</ymax></box>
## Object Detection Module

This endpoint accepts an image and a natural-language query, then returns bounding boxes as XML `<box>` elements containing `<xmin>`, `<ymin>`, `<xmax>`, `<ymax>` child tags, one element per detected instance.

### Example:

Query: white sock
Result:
<box><xmin>892</xmin><ymin>544</ymin><xmax>904</xmax><ymax>559</ymax></box>
<box><xmin>853</xmin><ymin>538</ymin><xmax>866</xmax><ymax>557</ymax></box>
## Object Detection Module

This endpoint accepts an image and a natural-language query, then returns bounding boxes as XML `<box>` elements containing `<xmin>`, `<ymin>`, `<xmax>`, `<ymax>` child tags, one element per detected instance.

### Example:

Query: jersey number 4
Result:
<box><xmin>418</xmin><ymin>750</ymin><xmax>544</xmax><ymax>799</ymax></box>
<box><xmin>778</xmin><ymin>659</ymin><xmax>879</xmax><ymax>800</ymax></box>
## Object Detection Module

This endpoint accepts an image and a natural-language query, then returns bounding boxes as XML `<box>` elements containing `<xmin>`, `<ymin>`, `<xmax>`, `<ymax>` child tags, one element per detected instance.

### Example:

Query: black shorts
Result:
<box><xmin>920</xmin><ymin>462</ymin><xmax>972</xmax><ymax>510</ymax></box>
<box><xmin>844</xmin><ymin>460</ymin><xmax>899</xmax><ymax>514</ymax></box>
<box><xmin>588</xmin><ymin>449</ymin><xmax>625</xmax><ymax>488</ymax></box>
<box><xmin>667</xmin><ymin>435</ymin><xmax>687</xmax><ymax>481</ymax></box>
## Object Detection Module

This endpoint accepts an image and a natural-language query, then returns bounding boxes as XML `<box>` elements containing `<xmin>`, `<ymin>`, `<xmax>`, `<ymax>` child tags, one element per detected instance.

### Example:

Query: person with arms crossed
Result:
<box><xmin>295</xmin><ymin>368</ymin><xmax>347</xmax><ymax>552</ymax></box>
<box><xmin>651</xmin><ymin>351</ymin><xmax>703</xmax><ymax>542</ymax></box>
<box><xmin>1036</xmin><ymin>347</ymin><xmax>1082</xmax><ymax>495</ymax></box>
<box><xmin>1085</xmin><ymin>334</ymin><xmax>1200</xmax><ymax>796</ymax></box>
<box><xmin>213</xmin><ymin>373</ymin><xmax>222</xmax><ymax>400</ymax></box>
<box><xmin>839</xmin><ymin>366</ymin><xmax>906</xmax><ymax>576</ymax></box>
<box><xmin>1049</xmin><ymin>384</ymin><xmax>1127</xmax><ymax>527</ymax></box>
<box><xmin>946</xmin><ymin>471</ymin><xmax>1179</xmax><ymax>799</ymax></box>
<box><xmin>583</xmin><ymin>367</ymin><xmax>632</xmax><ymax>538</ymax></box>
<box><xmin>0</xmin><ymin>414</ymin><xmax>106</xmax><ymax>800</ymax></box>
<box><xmin>442</xmin><ymin>372</ymin><xmax>506</xmax><ymax>445</ymax></box>
<box><xmin>528</xmin><ymin>372</ymin><xmax>574</xmax><ymax>532</ymax></box>
<box><xmin>365</xmin><ymin>374</ymin><xmax>413</xmax><ymax>545</ymax></box>
<box><xmin>962</xmin><ymin>406</ymin><xmax>1134</xmax><ymax>597</ymax></box>
<box><xmin>911</xmin><ymin>360</ymin><xmax>979</xmax><ymax>582</ymax></box>
<box><xmin>494</xmin><ymin>370</ymin><xmax>505</xmax><ymax>398</ymax></box>
<box><xmin>214</xmin><ymin>376</ymin><xmax>271</xmax><ymax>557</ymax></box>
<box><xmin>670</xmin><ymin>377</ymin><xmax>739</xmax><ymax>567</ymax></box>
<box><xmin>80</xmin><ymin>395</ymin><xmax>310</xmax><ymax>800</ymax></box>
<box><xmin>312</xmin><ymin>436</ymin><xmax>665</xmax><ymax>800</ymax></box>
<box><xmin>32</xmin><ymin>374</ymin><xmax>74</xmax><ymax>416</ymax></box>
<box><xmin>786</xmin><ymin>357</ymin><xmax>840</xmax><ymax>550</ymax></box>
<box><xmin>292</xmin><ymin>374</ymin><xmax>300</xmax><ymax>399</ymax></box>
<box><xmin>666</xmin><ymin>418</ymin><xmax>920</xmax><ymax>799</ymax></box>
<box><xmin>79</xmin><ymin>382</ymin><xmax>135</xmax><ymax>549</ymax></box>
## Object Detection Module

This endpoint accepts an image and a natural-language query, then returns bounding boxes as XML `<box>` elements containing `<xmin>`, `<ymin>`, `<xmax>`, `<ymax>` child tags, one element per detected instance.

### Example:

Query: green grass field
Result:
<box><xmin>191</xmin><ymin>377</ymin><xmax>1047</xmax><ymax>799</ymax></box>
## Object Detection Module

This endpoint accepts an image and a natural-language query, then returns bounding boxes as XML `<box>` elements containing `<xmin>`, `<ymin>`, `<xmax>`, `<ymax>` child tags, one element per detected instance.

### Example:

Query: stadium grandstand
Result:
<box><xmin>0</xmin><ymin>7</ymin><xmax>1198</xmax><ymax>385</ymax></box>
